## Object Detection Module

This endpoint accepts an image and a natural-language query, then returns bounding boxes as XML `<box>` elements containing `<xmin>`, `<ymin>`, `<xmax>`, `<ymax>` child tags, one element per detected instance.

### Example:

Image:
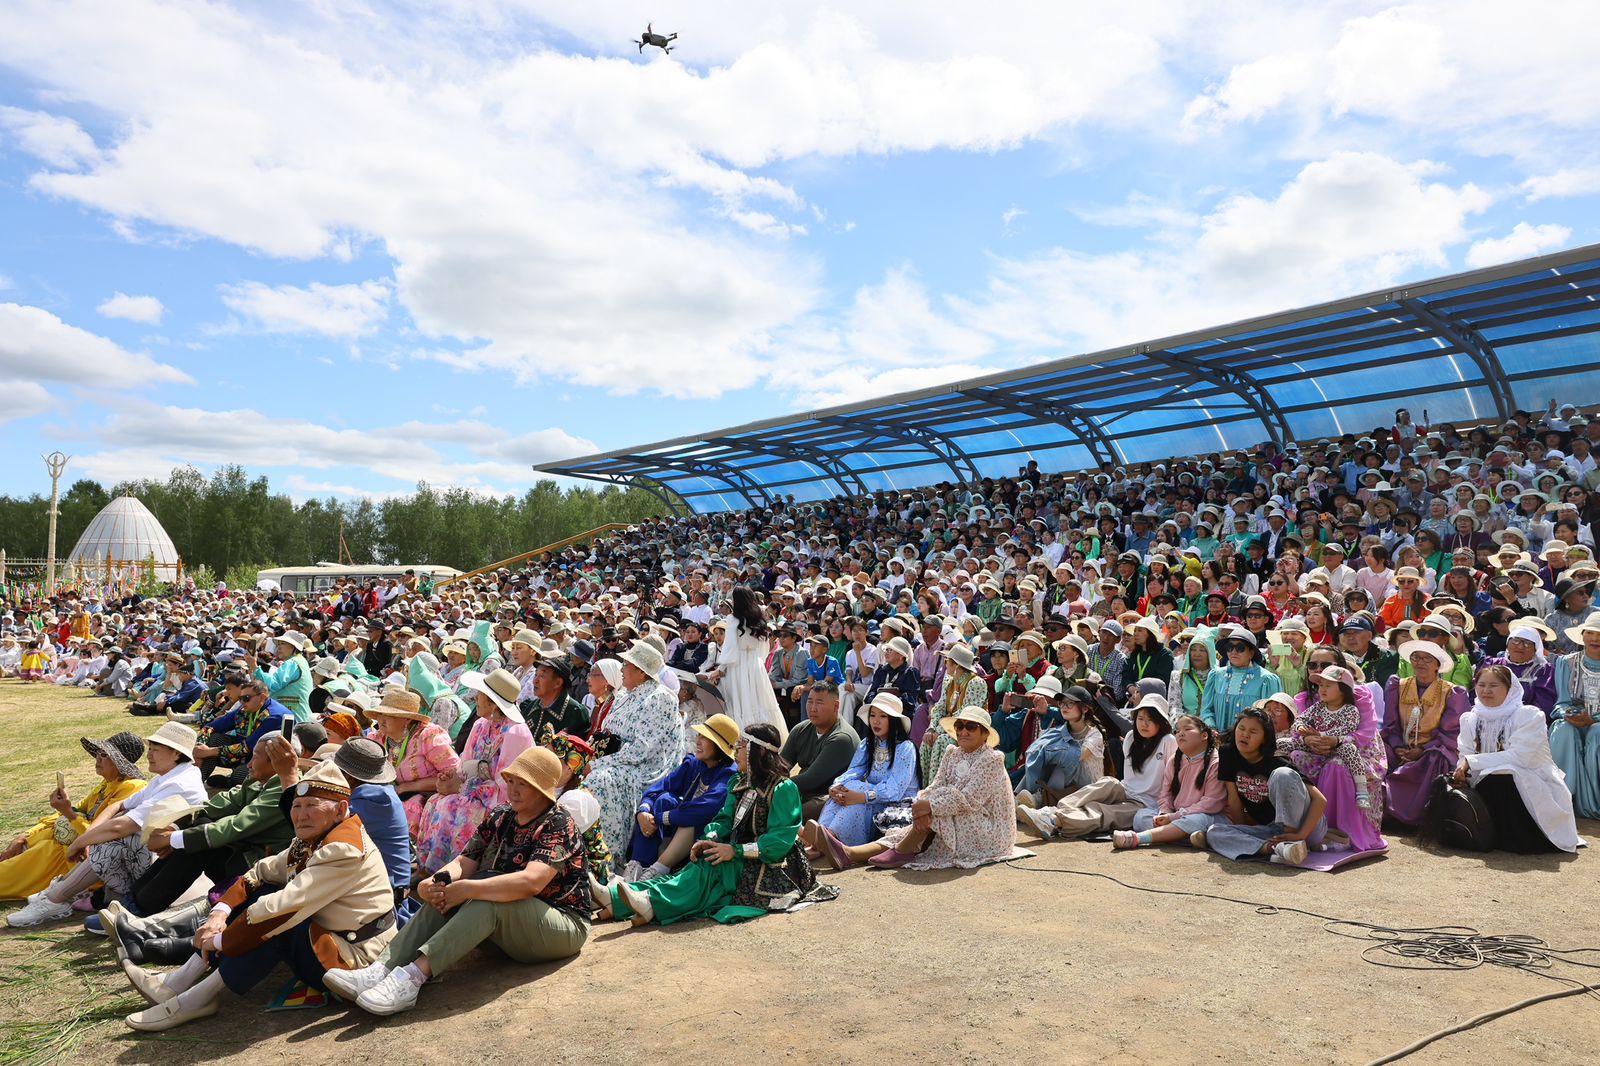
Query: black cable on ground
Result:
<box><xmin>1001</xmin><ymin>856</ymin><xmax>1600</xmax><ymax>1064</ymax></box>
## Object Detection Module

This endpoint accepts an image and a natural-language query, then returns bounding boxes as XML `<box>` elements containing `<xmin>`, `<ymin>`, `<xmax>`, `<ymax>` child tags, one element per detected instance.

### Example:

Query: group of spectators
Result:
<box><xmin>2</xmin><ymin>400</ymin><xmax>1598</xmax><ymax>1030</ymax></box>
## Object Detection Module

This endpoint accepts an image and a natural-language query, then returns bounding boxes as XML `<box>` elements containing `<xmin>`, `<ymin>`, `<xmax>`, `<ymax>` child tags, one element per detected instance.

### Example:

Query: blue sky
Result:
<box><xmin>1</xmin><ymin>1</ymin><xmax>1598</xmax><ymax>500</ymax></box>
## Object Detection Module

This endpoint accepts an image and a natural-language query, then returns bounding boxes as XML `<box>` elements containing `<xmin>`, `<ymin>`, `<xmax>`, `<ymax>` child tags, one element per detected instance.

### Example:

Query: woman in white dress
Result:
<box><xmin>706</xmin><ymin>587</ymin><xmax>788</xmax><ymax>742</ymax></box>
<box><xmin>587</xmin><ymin>641</ymin><xmax>687</xmax><ymax>870</ymax></box>
<box><xmin>1443</xmin><ymin>665</ymin><xmax>1583</xmax><ymax>854</ymax></box>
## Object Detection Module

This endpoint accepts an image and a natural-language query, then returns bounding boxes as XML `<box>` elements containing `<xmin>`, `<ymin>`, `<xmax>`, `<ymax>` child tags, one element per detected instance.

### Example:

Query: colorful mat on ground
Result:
<box><xmin>266</xmin><ymin>978</ymin><xmax>328</xmax><ymax>1011</ymax></box>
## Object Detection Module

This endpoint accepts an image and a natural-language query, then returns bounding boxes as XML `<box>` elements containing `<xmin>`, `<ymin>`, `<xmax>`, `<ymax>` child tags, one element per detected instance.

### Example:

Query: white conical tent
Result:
<box><xmin>66</xmin><ymin>496</ymin><xmax>180</xmax><ymax>568</ymax></box>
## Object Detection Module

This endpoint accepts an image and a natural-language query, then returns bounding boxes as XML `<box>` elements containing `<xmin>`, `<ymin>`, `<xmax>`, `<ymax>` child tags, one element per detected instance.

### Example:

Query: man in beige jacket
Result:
<box><xmin>120</xmin><ymin>759</ymin><xmax>396</xmax><ymax>1031</ymax></box>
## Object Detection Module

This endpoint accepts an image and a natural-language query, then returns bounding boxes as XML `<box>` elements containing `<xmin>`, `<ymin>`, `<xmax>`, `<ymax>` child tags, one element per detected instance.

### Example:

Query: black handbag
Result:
<box><xmin>1421</xmin><ymin>774</ymin><xmax>1496</xmax><ymax>852</ymax></box>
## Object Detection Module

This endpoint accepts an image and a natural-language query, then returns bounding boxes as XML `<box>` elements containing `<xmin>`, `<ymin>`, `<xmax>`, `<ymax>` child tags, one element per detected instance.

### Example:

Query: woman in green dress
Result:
<box><xmin>591</xmin><ymin>723</ymin><xmax>836</xmax><ymax>926</ymax></box>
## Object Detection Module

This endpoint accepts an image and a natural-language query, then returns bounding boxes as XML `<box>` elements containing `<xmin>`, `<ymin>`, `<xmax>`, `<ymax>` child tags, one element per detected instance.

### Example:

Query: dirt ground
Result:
<box><xmin>5</xmin><ymin>685</ymin><xmax>1599</xmax><ymax>1066</ymax></box>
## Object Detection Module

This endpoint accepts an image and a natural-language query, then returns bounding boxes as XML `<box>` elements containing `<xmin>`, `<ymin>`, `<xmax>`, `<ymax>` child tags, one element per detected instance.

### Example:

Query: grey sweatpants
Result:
<box><xmin>1206</xmin><ymin>767</ymin><xmax>1327</xmax><ymax>860</ymax></box>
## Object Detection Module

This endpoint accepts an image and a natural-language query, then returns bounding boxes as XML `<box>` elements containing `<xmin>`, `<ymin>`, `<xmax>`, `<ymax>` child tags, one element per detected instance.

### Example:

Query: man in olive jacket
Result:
<box><xmin>127</xmin><ymin>736</ymin><xmax>292</xmax><ymax>916</ymax></box>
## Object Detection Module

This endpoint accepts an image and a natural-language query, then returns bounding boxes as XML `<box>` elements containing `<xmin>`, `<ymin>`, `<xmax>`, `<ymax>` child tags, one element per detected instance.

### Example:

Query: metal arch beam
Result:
<box><xmin>612</xmin><ymin>454</ymin><xmax>774</xmax><ymax>510</ymax></box>
<box><xmin>1398</xmin><ymin>298</ymin><xmax>1515</xmax><ymax>421</ymax></box>
<box><xmin>816</xmin><ymin>415</ymin><xmax>982</xmax><ymax>484</ymax></box>
<box><xmin>1138</xmin><ymin>349</ymin><xmax>1293</xmax><ymax>448</ymax></box>
<box><xmin>538</xmin><ymin>469</ymin><xmax>691</xmax><ymax>515</ymax></box>
<box><xmin>957</xmin><ymin>387</ymin><xmax>1120</xmax><ymax>468</ymax></box>
<box><xmin>705</xmin><ymin>437</ymin><xmax>870</xmax><ymax>498</ymax></box>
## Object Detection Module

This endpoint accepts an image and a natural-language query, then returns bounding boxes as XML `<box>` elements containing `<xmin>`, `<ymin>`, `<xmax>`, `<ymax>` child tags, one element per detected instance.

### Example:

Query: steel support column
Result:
<box><xmin>1139</xmin><ymin>349</ymin><xmax>1293</xmax><ymax>448</ymax></box>
<box><xmin>1398</xmin><ymin>298</ymin><xmax>1516</xmax><ymax>421</ymax></box>
<box><xmin>614</xmin><ymin>455</ymin><xmax>774</xmax><ymax>510</ymax></box>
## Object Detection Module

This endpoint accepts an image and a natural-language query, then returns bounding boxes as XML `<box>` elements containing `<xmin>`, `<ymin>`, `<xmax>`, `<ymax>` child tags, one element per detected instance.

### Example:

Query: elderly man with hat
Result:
<box><xmin>245</xmin><ymin>631</ymin><xmax>313</xmax><ymax>722</ymax></box>
<box><xmin>1547</xmin><ymin>574</ymin><xmax>1600</xmax><ymax>654</ymax></box>
<box><xmin>327</xmin><ymin>747</ymin><xmax>592</xmax><ymax>1016</ymax></box>
<box><xmin>9</xmin><ymin>723</ymin><xmax>208</xmax><ymax>928</ymax></box>
<box><xmin>1200</xmin><ymin>624</ymin><xmax>1284</xmax><ymax>734</ymax></box>
<box><xmin>623</xmin><ymin>713</ymin><xmax>741</xmax><ymax>881</ymax></box>
<box><xmin>120</xmin><ymin>758</ymin><xmax>399</xmax><ymax>1030</ymax></box>
<box><xmin>1338</xmin><ymin>614</ymin><xmax>1398</xmax><ymax>688</ymax></box>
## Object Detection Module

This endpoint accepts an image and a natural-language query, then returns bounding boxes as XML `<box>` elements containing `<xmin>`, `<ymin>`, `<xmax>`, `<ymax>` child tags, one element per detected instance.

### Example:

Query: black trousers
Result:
<box><xmin>130</xmin><ymin>847</ymin><xmax>250</xmax><ymax>916</ymax></box>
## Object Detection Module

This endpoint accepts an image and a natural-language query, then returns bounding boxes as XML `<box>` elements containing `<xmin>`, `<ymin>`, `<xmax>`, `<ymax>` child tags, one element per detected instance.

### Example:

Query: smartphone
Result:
<box><xmin>279</xmin><ymin>717</ymin><xmax>296</xmax><ymax>740</ymax></box>
<box><xmin>57</xmin><ymin>771</ymin><xmax>66</xmax><ymax>793</ymax></box>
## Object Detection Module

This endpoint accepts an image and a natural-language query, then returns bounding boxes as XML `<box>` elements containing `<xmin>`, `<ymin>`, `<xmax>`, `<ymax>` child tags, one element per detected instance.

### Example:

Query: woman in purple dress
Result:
<box><xmin>1380</xmin><ymin>642</ymin><xmax>1469</xmax><ymax>826</ymax></box>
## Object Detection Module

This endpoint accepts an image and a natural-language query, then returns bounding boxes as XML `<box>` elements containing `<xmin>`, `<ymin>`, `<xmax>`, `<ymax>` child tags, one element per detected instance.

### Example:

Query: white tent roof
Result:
<box><xmin>66</xmin><ymin>496</ymin><xmax>180</xmax><ymax>566</ymax></box>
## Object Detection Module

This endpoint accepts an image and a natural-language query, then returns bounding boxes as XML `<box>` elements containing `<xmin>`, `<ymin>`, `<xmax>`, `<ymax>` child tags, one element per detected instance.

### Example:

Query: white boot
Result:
<box><xmin>616</xmin><ymin>882</ymin><xmax>654</xmax><ymax>924</ymax></box>
<box><xmin>125</xmin><ymin>970</ymin><xmax>223</xmax><ymax>1031</ymax></box>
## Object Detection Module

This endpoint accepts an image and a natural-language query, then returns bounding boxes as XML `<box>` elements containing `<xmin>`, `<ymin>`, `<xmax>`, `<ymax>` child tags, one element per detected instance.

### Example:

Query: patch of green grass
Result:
<box><xmin>0</xmin><ymin>683</ymin><xmax>160</xmax><ymax>1065</ymax></box>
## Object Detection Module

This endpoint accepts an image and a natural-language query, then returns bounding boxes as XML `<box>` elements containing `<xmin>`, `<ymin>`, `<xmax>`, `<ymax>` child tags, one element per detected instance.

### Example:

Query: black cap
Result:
<box><xmin>1338</xmin><ymin>615</ymin><xmax>1374</xmax><ymax>634</ymax></box>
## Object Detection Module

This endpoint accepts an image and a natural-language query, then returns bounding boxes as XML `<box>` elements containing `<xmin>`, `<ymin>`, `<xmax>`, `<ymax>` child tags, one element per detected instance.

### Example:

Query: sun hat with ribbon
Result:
<box><xmin>942</xmin><ymin>704</ymin><xmax>1000</xmax><ymax>746</ymax></box>
<box><xmin>370</xmin><ymin>689</ymin><xmax>429</xmax><ymax>724</ymax></box>
<box><xmin>941</xmin><ymin>642</ymin><xmax>976</xmax><ymax>672</ymax></box>
<box><xmin>146</xmin><ymin>721</ymin><xmax>198</xmax><ymax>761</ymax></box>
<box><xmin>461</xmin><ymin>668</ymin><xmax>525</xmax><ymax>722</ymax></box>
<box><xmin>866</xmin><ymin>691</ymin><xmax>907</xmax><ymax>720</ymax></box>
<box><xmin>692</xmin><ymin>713</ymin><xmax>741</xmax><ymax>759</ymax></box>
<box><xmin>619</xmin><ymin>640</ymin><xmax>666</xmax><ymax>678</ymax></box>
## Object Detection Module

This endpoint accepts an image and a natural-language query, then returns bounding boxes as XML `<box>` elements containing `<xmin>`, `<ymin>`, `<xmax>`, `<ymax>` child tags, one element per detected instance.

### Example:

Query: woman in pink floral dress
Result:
<box><xmin>368</xmin><ymin>689</ymin><xmax>460</xmax><ymax>839</ymax></box>
<box><xmin>415</xmin><ymin>669</ymin><xmax>533</xmax><ymax>873</ymax></box>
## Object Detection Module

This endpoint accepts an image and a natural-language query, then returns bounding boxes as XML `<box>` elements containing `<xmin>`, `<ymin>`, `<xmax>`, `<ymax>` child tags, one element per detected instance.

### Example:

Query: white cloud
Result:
<box><xmin>97</xmin><ymin>291</ymin><xmax>164</xmax><ymax>324</ymax></box>
<box><xmin>953</xmin><ymin>152</ymin><xmax>1494</xmax><ymax>356</ymax></box>
<box><xmin>0</xmin><ymin>303</ymin><xmax>192</xmax><ymax>387</ymax></box>
<box><xmin>1465</xmin><ymin>222</ymin><xmax>1573</xmax><ymax>269</ymax></box>
<box><xmin>218</xmin><ymin>280</ymin><xmax>390</xmax><ymax>337</ymax></box>
<box><xmin>0</xmin><ymin>1</ymin><xmax>1190</xmax><ymax>401</ymax></box>
<box><xmin>0</xmin><ymin>379</ymin><xmax>52</xmax><ymax>424</ymax></box>
<box><xmin>1520</xmin><ymin>167</ymin><xmax>1600</xmax><ymax>203</ymax></box>
<box><xmin>77</xmin><ymin>401</ymin><xmax>596</xmax><ymax>494</ymax></box>
<box><xmin>0</xmin><ymin>105</ymin><xmax>99</xmax><ymax>167</ymax></box>
<box><xmin>1001</xmin><ymin>206</ymin><xmax>1027</xmax><ymax>235</ymax></box>
<box><xmin>796</xmin><ymin>363</ymin><xmax>992</xmax><ymax>409</ymax></box>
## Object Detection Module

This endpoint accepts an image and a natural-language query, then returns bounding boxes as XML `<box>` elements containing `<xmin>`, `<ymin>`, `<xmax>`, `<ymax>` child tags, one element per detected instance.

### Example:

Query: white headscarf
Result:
<box><xmin>1506</xmin><ymin>624</ymin><xmax>1547</xmax><ymax>666</ymax></box>
<box><xmin>1471</xmin><ymin>667</ymin><xmax>1526</xmax><ymax>753</ymax></box>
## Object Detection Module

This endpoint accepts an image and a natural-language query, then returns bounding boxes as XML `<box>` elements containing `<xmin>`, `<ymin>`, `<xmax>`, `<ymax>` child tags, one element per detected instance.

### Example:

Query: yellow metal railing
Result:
<box><xmin>440</xmin><ymin>523</ymin><xmax>631</xmax><ymax>586</ymax></box>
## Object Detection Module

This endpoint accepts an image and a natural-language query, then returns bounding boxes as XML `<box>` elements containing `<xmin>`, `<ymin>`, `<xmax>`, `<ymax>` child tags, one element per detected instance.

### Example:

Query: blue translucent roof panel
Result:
<box><xmin>536</xmin><ymin>245</ymin><xmax>1600</xmax><ymax>512</ymax></box>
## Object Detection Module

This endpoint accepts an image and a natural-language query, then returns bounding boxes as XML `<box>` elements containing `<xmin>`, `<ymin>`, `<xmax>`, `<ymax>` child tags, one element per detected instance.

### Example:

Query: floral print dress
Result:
<box><xmin>414</xmin><ymin>715</ymin><xmax>533</xmax><ymax>873</ymax></box>
<box><xmin>882</xmin><ymin>745</ymin><xmax>1016</xmax><ymax>871</ymax></box>
<box><xmin>388</xmin><ymin>721</ymin><xmax>461</xmax><ymax>840</ymax></box>
<box><xmin>585</xmin><ymin>679</ymin><xmax>685</xmax><ymax>871</ymax></box>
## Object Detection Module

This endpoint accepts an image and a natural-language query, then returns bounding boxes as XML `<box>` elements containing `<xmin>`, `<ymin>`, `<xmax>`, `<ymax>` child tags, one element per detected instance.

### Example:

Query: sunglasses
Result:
<box><xmin>953</xmin><ymin>720</ymin><xmax>984</xmax><ymax>732</ymax></box>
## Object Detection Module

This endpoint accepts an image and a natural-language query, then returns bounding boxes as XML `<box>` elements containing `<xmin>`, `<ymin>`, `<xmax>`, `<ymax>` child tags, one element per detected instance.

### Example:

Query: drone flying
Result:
<box><xmin>634</xmin><ymin>22</ymin><xmax>677</xmax><ymax>54</ymax></box>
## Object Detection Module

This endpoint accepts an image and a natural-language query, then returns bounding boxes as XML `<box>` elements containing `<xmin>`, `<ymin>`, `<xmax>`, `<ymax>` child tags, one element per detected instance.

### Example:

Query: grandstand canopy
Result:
<box><xmin>535</xmin><ymin>244</ymin><xmax>1600</xmax><ymax>513</ymax></box>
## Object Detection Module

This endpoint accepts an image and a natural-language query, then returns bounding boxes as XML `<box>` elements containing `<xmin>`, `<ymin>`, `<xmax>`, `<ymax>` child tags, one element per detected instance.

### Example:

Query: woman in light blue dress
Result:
<box><xmin>806</xmin><ymin>692</ymin><xmax>920</xmax><ymax>848</ymax></box>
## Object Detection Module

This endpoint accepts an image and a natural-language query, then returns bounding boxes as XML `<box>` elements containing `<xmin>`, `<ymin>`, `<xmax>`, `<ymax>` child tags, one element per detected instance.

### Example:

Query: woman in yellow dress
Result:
<box><xmin>0</xmin><ymin>732</ymin><xmax>147</xmax><ymax>900</ymax></box>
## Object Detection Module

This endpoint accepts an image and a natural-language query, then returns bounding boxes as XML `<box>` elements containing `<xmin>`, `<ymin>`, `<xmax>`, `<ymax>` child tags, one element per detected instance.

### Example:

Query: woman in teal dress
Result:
<box><xmin>592</xmin><ymin>723</ymin><xmax>836</xmax><ymax>926</ymax></box>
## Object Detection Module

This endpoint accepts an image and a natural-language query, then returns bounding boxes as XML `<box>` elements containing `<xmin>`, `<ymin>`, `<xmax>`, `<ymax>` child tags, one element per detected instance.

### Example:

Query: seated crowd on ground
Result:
<box><xmin>2</xmin><ymin>401</ymin><xmax>1598</xmax><ymax>1030</ymax></box>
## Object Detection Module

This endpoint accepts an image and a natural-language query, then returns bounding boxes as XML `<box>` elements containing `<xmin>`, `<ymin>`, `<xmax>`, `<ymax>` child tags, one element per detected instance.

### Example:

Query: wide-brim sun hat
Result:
<box><xmin>867</xmin><ymin>691</ymin><xmax>907</xmax><ymax>720</ymax></box>
<box><xmin>370</xmin><ymin>689</ymin><xmax>430</xmax><ymax>724</ymax></box>
<box><xmin>80</xmin><ymin>731</ymin><xmax>147</xmax><ymax>779</ymax></box>
<box><xmin>461</xmin><ymin>668</ymin><xmax>525</xmax><ymax>722</ymax></box>
<box><xmin>942</xmin><ymin>704</ymin><xmax>1000</xmax><ymax>746</ymax></box>
<box><xmin>1030</xmin><ymin>674</ymin><xmax>1065</xmax><ymax>700</ymax></box>
<box><xmin>941</xmin><ymin>642</ymin><xmax>976</xmax><ymax>672</ymax></box>
<box><xmin>146</xmin><ymin>721</ymin><xmax>198</xmax><ymax>761</ymax></box>
<box><xmin>619</xmin><ymin>640</ymin><xmax>666</xmax><ymax>678</ymax></box>
<box><xmin>1397</xmin><ymin>641</ymin><xmax>1454</xmax><ymax>672</ymax></box>
<box><xmin>692</xmin><ymin>713</ymin><xmax>741</xmax><ymax>759</ymax></box>
<box><xmin>500</xmin><ymin>746</ymin><xmax>563</xmax><ymax>803</ymax></box>
<box><xmin>1565</xmin><ymin>619</ymin><xmax>1600</xmax><ymax>645</ymax></box>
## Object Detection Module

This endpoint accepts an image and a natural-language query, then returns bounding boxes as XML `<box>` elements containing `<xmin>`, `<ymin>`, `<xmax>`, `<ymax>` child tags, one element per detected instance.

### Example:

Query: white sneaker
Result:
<box><xmin>354</xmin><ymin>967</ymin><xmax>422</xmax><ymax>1015</ymax></box>
<box><xmin>7</xmin><ymin>896</ymin><xmax>75</xmax><ymax>927</ymax></box>
<box><xmin>1270</xmin><ymin>840</ymin><xmax>1309</xmax><ymax>866</ymax></box>
<box><xmin>1014</xmin><ymin>789</ymin><xmax>1038</xmax><ymax>810</ymax></box>
<box><xmin>323</xmin><ymin>961</ymin><xmax>391</xmax><ymax>1002</ymax></box>
<box><xmin>1189</xmin><ymin>828</ymin><xmax>1209</xmax><ymax>849</ymax></box>
<box><xmin>621</xmin><ymin>860</ymin><xmax>644</xmax><ymax>882</ymax></box>
<box><xmin>1018</xmin><ymin>806</ymin><xmax>1056</xmax><ymax>838</ymax></box>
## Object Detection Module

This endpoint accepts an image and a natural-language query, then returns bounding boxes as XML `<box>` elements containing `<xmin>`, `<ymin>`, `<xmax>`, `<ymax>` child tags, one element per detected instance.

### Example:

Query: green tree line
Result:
<box><xmin>0</xmin><ymin>465</ymin><xmax>668</xmax><ymax>577</ymax></box>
